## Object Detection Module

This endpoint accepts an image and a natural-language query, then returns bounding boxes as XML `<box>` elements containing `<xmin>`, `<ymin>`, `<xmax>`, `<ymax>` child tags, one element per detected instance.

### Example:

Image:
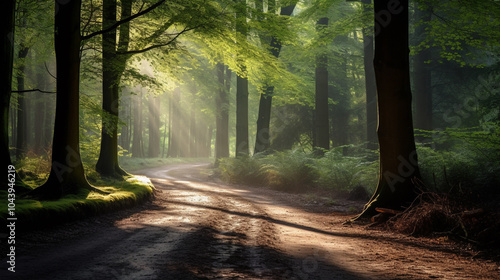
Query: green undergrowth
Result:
<box><xmin>217</xmin><ymin>147</ymin><xmax>379</xmax><ymax>193</ymax></box>
<box><xmin>0</xmin><ymin>175</ymin><xmax>154</xmax><ymax>231</ymax></box>
<box><xmin>218</xmin><ymin>129</ymin><xmax>499</xmax><ymax>203</ymax></box>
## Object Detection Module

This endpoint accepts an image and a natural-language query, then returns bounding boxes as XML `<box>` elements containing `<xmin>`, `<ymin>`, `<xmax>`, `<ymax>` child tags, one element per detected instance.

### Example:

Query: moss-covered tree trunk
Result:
<box><xmin>357</xmin><ymin>0</ymin><xmax>421</xmax><ymax>219</ymax></box>
<box><xmin>31</xmin><ymin>0</ymin><xmax>93</xmax><ymax>199</ymax></box>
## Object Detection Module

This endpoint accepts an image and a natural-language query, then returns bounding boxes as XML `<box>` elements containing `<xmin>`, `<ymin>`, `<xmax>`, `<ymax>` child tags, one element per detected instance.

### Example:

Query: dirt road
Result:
<box><xmin>2</xmin><ymin>163</ymin><xmax>499</xmax><ymax>279</ymax></box>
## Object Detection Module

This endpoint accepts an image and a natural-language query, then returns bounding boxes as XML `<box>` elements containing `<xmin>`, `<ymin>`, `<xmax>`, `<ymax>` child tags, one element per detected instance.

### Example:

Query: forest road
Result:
<box><xmin>2</xmin><ymin>162</ymin><xmax>499</xmax><ymax>279</ymax></box>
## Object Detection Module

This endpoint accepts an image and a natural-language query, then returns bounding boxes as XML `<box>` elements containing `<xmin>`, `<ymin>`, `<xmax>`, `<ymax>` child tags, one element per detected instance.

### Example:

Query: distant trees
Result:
<box><xmin>313</xmin><ymin>17</ymin><xmax>330</xmax><ymax>153</ymax></box>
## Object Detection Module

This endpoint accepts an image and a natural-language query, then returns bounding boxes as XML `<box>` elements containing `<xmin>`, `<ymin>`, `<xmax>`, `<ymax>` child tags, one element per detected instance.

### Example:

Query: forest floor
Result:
<box><xmin>1</xmin><ymin>162</ymin><xmax>499</xmax><ymax>279</ymax></box>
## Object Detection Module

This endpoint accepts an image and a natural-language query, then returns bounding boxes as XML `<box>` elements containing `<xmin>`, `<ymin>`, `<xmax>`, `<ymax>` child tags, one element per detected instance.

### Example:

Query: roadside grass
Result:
<box><xmin>0</xmin><ymin>175</ymin><xmax>154</xmax><ymax>230</ymax></box>
<box><xmin>0</xmin><ymin>155</ymin><xmax>211</xmax><ymax>231</ymax></box>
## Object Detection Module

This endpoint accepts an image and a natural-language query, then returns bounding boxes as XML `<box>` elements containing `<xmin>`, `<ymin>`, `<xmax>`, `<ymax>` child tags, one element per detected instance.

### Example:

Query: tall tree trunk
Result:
<box><xmin>96</xmin><ymin>0</ymin><xmax>131</xmax><ymax>176</ymax></box>
<box><xmin>413</xmin><ymin>2</ymin><xmax>432</xmax><ymax>141</ymax></box>
<box><xmin>215</xmin><ymin>63</ymin><xmax>229</xmax><ymax>160</ymax></box>
<box><xmin>362</xmin><ymin>0</ymin><xmax>378</xmax><ymax>150</ymax></box>
<box><xmin>148</xmin><ymin>94</ymin><xmax>160</xmax><ymax>158</ymax></box>
<box><xmin>32</xmin><ymin>0</ymin><xmax>94</xmax><ymax>199</ymax></box>
<box><xmin>357</xmin><ymin>0</ymin><xmax>421</xmax><ymax>218</ymax></box>
<box><xmin>254</xmin><ymin>3</ymin><xmax>297</xmax><ymax>154</ymax></box>
<box><xmin>235</xmin><ymin>1</ymin><xmax>249</xmax><ymax>156</ymax></box>
<box><xmin>15</xmin><ymin>46</ymin><xmax>29</xmax><ymax>161</ymax></box>
<box><xmin>314</xmin><ymin>17</ymin><xmax>329</xmax><ymax>153</ymax></box>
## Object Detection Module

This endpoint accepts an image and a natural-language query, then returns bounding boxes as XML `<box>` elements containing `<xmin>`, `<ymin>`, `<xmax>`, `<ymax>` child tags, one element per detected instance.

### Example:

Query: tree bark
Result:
<box><xmin>254</xmin><ymin>3</ymin><xmax>297</xmax><ymax>154</ymax></box>
<box><xmin>356</xmin><ymin>0</ymin><xmax>421</xmax><ymax>219</ymax></box>
<box><xmin>314</xmin><ymin>17</ymin><xmax>330</xmax><ymax>153</ymax></box>
<box><xmin>362</xmin><ymin>0</ymin><xmax>378</xmax><ymax>150</ymax></box>
<box><xmin>95</xmin><ymin>0</ymin><xmax>131</xmax><ymax>177</ymax></box>
<box><xmin>31</xmin><ymin>0</ymin><xmax>93</xmax><ymax>199</ymax></box>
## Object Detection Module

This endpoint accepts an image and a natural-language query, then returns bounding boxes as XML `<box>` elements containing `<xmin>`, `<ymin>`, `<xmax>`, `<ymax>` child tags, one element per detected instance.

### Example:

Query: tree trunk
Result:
<box><xmin>362</xmin><ymin>0</ymin><xmax>378</xmax><ymax>150</ymax></box>
<box><xmin>254</xmin><ymin>3</ymin><xmax>296</xmax><ymax>154</ymax></box>
<box><xmin>148</xmin><ymin>94</ymin><xmax>160</xmax><ymax>158</ymax></box>
<box><xmin>95</xmin><ymin>0</ymin><xmax>131</xmax><ymax>177</ymax></box>
<box><xmin>413</xmin><ymin>2</ymin><xmax>432</xmax><ymax>141</ymax></box>
<box><xmin>215</xmin><ymin>63</ymin><xmax>229</xmax><ymax>160</ymax></box>
<box><xmin>356</xmin><ymin>0</ymin><xmax>421</xmax><ymax>219</ymax></box>
<box><xmin>31</xmin><ymin>0</ymin><xmax>93</xmax><ymax>199</ymax></box>
<box><xmin>314</xmin><ymin>17</ymin><xmax>330</xmax><ymax>153</ymax></box>
<box><xmin>235</xmin><ymin>2</ymin><xmax>249</xmax><ymax>156</ymax></box>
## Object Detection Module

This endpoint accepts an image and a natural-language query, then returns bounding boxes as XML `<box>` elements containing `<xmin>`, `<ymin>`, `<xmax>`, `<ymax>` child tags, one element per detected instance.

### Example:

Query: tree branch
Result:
<box><xmin>81</xmin><ymin>0</ymin><xmax>166</xmax><ymax>41</ymax></box>
<box><xmin>117</xmin><ymin>25</ymin><xmax>199</xmax><ymax>55</ymax></box>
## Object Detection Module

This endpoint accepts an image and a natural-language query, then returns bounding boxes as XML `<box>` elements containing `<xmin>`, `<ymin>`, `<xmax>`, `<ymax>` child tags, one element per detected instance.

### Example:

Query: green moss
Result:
<box><xmin>0</xmin><ymin>175</ymin><xmax>154</xmax><ymax>231</ymax></box>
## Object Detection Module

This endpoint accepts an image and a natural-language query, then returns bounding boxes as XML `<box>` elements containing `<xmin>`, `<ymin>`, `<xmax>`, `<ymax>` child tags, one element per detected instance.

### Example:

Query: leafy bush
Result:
<box><xmin>314</xmin><ymin>148</ymin><xmax>378</xmax><ymax>192</ymax></box>
<box><xmin>417</xmin><ymin>123</ymin><xmax>500</xmax><ymax>194</ymax></box>
<box><xmin>259</xmin><ymin>150</ymin><xmax>317</xmax><ymax>191</ymax></box>
<box><xmin>217</xmin><ymin>148</ymin><xmax>378</xmax><ymax>193</ymax></box>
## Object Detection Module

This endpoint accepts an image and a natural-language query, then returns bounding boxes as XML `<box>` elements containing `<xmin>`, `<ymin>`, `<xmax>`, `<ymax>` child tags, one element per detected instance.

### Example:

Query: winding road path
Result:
<box><xmin>2</xmin><ymin>163</ymin><xmax>498</xmax><ymax>279</ymax></box>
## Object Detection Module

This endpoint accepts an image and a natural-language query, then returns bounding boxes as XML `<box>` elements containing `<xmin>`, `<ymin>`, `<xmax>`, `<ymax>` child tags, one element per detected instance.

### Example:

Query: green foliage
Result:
<box><xmin>218</xmin><ymin>148</ymin><xmax>378</xmax><ymax>193</ymax></box>
<box><xmin>416</xmin><ymin>123</ymin><xmax>500</xmax><ymax>193</ymax></box>
<box><xmin>259</xmin><ymin>150</ymin><xmax>317</xmax><ymax>191</ymax></box>
<box><xmin>314</xmin><ymin>148</ymin><xmax>378</xmax><ymax>191</ymax></box>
